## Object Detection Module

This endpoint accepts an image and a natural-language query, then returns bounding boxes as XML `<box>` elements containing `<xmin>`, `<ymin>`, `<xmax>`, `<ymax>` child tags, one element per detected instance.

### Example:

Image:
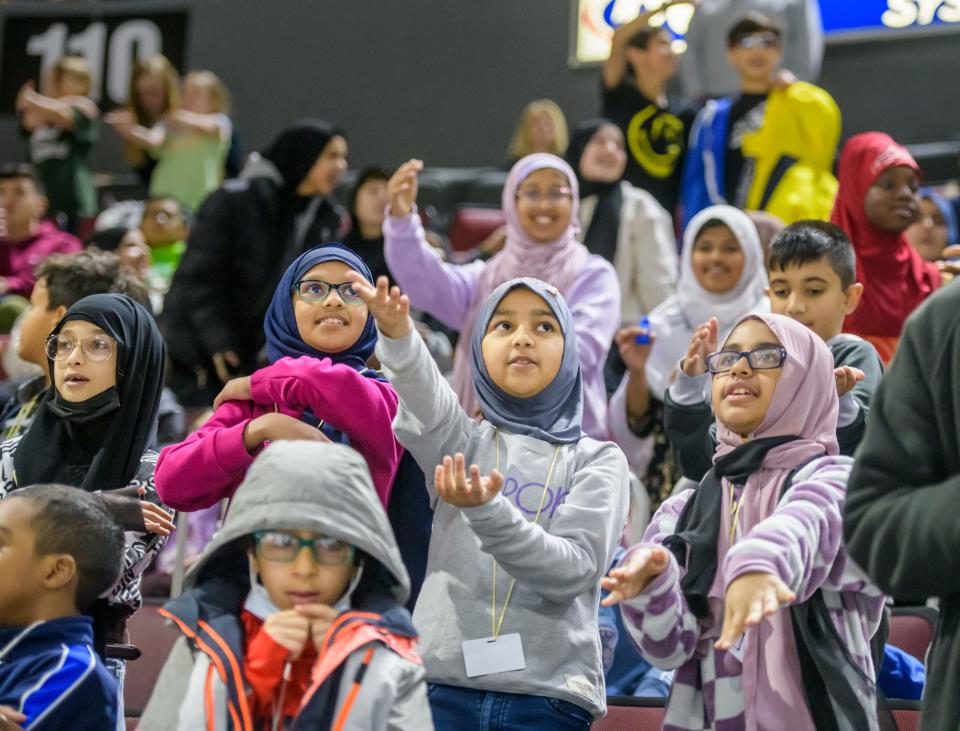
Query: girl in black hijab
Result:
<box><xmin>161</xmin><ymin>119</ymin><xmax>350</xmax><ymax>407</ymax></box>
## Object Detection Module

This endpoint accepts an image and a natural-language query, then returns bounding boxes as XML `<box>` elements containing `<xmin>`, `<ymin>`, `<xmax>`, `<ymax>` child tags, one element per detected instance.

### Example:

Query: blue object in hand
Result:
<box><xmin>636</xmin><ymin>316</ymin><xmax>651</xmax><ymax>345</ymax></box>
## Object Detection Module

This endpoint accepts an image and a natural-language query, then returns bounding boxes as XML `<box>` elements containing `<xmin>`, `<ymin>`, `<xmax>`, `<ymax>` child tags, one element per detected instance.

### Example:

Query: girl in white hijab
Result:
<box><xmin>608</xmin><ymin>205</ymin><xmax>768</xmax><ymax>523</ymax></box>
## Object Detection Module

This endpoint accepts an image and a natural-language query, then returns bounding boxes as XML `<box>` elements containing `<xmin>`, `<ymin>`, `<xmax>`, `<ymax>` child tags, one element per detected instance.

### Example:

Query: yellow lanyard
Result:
<box><xmin>490</xmin><ymin>428</ymin><xmax>561</xmax><ymax>638</ymax></box>
<box><xmin>4</xmin><ymin>394</ymin><xmax>40</xmax><ymax>441</ymax></box>
<box><xmin>728</xmin><ymin>481</ymin><xmax>745</xmax><ymax>546</ymax></box>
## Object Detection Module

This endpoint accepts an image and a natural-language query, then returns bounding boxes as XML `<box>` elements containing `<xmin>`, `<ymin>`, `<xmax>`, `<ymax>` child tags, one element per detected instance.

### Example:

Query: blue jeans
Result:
<box><xmin>427</xmin><ymin>683</ymin><xmax>593</xmax><ymax>731</ymax></box>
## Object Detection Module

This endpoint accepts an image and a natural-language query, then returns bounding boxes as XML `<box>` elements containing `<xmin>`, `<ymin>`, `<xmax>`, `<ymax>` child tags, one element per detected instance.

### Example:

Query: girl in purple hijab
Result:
<box><xmin>602</xmin><ymin>313</ymin><xmax>886</xmax><ymax>731</ymax></box>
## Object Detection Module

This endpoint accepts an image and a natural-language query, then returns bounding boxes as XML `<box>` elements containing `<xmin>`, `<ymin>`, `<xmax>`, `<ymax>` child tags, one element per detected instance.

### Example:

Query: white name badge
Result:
<box><xmin>462</xmin><ymin>633</ymin><xmax>526</xmax><ymax>677</ymax></box>
<box><xmin>728</xmin><ymin>633</ymin><xmax>746</xmax><ymax>663</ymax></box>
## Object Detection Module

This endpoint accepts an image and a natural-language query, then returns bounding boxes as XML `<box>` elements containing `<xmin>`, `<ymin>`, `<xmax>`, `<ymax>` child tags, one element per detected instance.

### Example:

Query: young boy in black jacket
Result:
<box><xmin>0</xmin><ymin>485</ymin><xmax>123</xmax><ymax>730</ymax></box>
<box><xmin>844</xmin><ymin>281</ymin><xmax>960</xmax><ymax>730</ymax></box>
<box><xmin>663</xmin><ymin>220</ymin><xmax>883</xmax><ymax>480</ymax></box>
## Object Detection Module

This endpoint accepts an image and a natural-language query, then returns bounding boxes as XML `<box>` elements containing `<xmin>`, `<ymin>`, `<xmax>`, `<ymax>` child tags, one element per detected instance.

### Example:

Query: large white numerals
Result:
<box><xmin>883</xmin><ymin>0</ymin><xmax>960</xmax><ymax>27</ymax></box>
<box><xmin>24</xmin><ymin>19</ymin><xmax>162</xmax><ymax>104</ymax></box>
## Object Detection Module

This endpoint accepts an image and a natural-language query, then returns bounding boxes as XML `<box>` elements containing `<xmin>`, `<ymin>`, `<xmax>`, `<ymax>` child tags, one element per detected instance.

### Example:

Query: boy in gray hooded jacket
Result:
<box><xmin>138</xmin><ymin>441</ymin><xmax>431</xmax><ymax>731</ymax></box>
<box><xmin>350</xmin><ymin>272</ymin><xmax>630</xmax><ymax>729</ymax></box>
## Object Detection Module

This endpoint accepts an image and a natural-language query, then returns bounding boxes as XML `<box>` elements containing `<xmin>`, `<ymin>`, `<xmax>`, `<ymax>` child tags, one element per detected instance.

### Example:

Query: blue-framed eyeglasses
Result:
<box><xmin>706</xmin><ymin>346</ymin><xmax>787</xmax><ymax>374</ymax></box>
<box><xmin>292</xmin><ymin>279</ymin><xmax>363</xmax><ymax>305</ymax></box>
<box><xmin>252</xmin><ymin>531</ymin><xmax>355</xmax><ymax>565</ymax></box>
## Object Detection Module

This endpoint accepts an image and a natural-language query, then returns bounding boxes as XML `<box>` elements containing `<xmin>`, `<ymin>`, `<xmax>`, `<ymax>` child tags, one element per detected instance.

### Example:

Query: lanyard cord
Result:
<box><xmin>490</xmin><ymin>428</ymin><xmax>561</xmax><ymax>639</ymax></box>
<box><xmin>728</xmin><ymin>480</ymin><xmax>745</xmax><ymax>546</ymax></box>
<box><xmin>4</xmin><ymin>394</ymin><xmax>40</xmax><ymax>441</ymax></box>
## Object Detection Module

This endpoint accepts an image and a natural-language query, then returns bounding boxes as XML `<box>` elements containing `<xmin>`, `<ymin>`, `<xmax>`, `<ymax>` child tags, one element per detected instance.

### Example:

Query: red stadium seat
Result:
<box><xmin>889</xmin><ymin>699</ymin><xmax>923</xmax><ymax>731</ymax></box>
<box><xmin>124</xmin><ymin>601</ymin><xmax>181</xmax><ymax>716</ymax></box>
<box><xmin>890</xmin><ymin>606</ymin><xmax>939</xmax><ymax>664</ymax></box>
<box><xmin>592</xmin><ymin>698</ymin><xmax>666</xmax><ymax>731</ymax></box>
<box><xmin>447</xmin><ymin>206</ymin><xmax>506</xmax><ymax>252</ymax></box>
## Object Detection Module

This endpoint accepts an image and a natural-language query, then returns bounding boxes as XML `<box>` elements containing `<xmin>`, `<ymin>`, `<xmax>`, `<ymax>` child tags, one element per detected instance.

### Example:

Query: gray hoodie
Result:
<box><xmin>376</xmin><ymin>329</ymin><xmax>630</xmax><ymax>718</ymax></box>
<box><xmin>139</xmin><ymin>441</ymin><xmax>432</xmax><ymax>731</ymax></box>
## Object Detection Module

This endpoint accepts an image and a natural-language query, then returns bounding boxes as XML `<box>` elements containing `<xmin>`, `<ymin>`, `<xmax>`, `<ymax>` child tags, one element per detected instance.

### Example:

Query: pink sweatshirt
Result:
<box><xmin>0</xmin><ymin>220</ymin><xmax>82</xmax><ymax>296</ymax></box>
<box><xmin>155</xmin><ymin>357</ymin><xmax>402</xmax><ymax>511</ymax></box>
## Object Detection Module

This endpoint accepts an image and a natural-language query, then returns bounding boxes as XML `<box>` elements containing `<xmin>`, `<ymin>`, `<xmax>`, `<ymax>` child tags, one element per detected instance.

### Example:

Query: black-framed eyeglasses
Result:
<box><xmin>253</xmin><ymin>531</ymin><xmax>355</xmax><ymax>566</ymax></box>
<box><xmin>706</xmin><ymin>346</ymin><xmax>787</xmax><ymax>374</ymax></box>
<box><xmin>45</xmin><ymin>333</ymin><xmax>117</xmax><ymax>362</ymax></box>
<box><xmin>292</xmin><ymin>279</ymin><xmax>363</xmax><ymax>305</ymax></box>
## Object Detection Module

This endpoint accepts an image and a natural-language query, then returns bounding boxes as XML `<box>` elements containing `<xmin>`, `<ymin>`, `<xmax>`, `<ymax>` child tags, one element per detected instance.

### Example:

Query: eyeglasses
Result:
<box><xmin>735</xmin><ymin>32</ymin><xmax>780</xmax><ymax>49</ymax></box>
<box><xmin>515</xmin><ymin>187</ymin><xmax>573</xmax><ymax>205</ymax></box>
<box><xmin>706</xmin><ymin>346</ymin><xmax>787</xmax><ymax>374</ymax></box>
<box><xmin>292</xmin><ymin>280</ymin><xmax>363</xmax><ymax>305</ymax></box>
<box><xmin>253</xmin><ymin>531</ymin><xmax>355</xmax><ymax>566</ymax></box>
<box><xmin>45</xmin><ymin>333</ymin><xmax>117</xmax><ymax>362</ymax></box>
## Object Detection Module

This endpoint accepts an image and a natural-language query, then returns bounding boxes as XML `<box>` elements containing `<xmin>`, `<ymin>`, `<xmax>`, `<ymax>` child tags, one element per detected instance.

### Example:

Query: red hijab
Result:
<box><xmin>831</xmin><ymin>132</ymin><xmax>940</xmax><ymax>345</ymax></box>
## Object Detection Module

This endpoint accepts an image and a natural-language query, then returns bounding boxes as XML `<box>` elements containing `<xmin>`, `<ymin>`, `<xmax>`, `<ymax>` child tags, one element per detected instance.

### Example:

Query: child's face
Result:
<box><xmin>767</xmin><ymin>260</ymin><xmax>863</xmax><ymax>343</ymax></box>
<box><xmin>181</xmin><ymin>79</ymin><xmax>213</xmax><ymax>114</ymax></box>
<box><xmin>691</xmin><ymin>224</ymin><xmax>745</xmax><ymax>294</ymax></box>
<box><xmin>863</xmin><ymin>165</ymin><xmax>920</xmax><ymax>233</ymax></box>
<box><xmin>297</xmin><ymin>136</ymin><xmax>349</xmax><ymax>197</ymax></box>
<box><xmin>711</xmin><ymin>318</ymin><xmax>784</xmax><ymax>436</ymax></box>
<box><xmin>56</xmin><ymin>72</ymin><xmax>89</xmax><ymax>98</ymax></box>
<box><xmin>514</xmin><ymin>168</ymin><xmax>573</xmax><ymax>243</ymax></box>
<box><xmin>135</xmin><ymin>73</ymin><xmax>168</xmax><ymax>118</ymax></box>
<box><xmin>727</xmin><ymin>33</ymin><xmax>782</xmax><ymax>86</ymax></box>
<box><xmin>293</xmin><ymin>261</ymin><xmax>369</xmax><ymax>355</ymax></box>
<box><xmin>17</xmin><ymin>279</ymin><xmax>66</xmax><ymax>368</ymax></box>
<box><xmin>905</xmin><ymin>197</ymin><xmax>948</xmax><ymax>262</ymax></box>
<box><xmin>481</xmin><ymin>287</ymin><xmax>564</xmax><ymax>399</ymax></box>
<box><xmin>579</xmin><ymin>124</ymin><xmax>627</xmax><ymax>184</ymax></box>
<box><xmin>140</xmin><ymin>198</ymin><xmax>187</xmax><ymax>247</ymax></box>
<box><xmin>118</xmin><ymin>228</ymin><xmax>152</xmax><ymax>277</ymax></box>
<box><xmin>51</xmin><ymin>320</ymin><xmax>118</xmax><ymax>402</ymax></box>
<box><xmin>625</xmin><ymin>29</ymin><xmax>677</xmax><ymax>83</ymax></box>
<box><xmin>251</xmin><ymin>530</ymin><xmax>355</xmax><ymax>610</ymax></box>
<box><xmin>0</xmin><ymin>498</ymin><xmax>69</xmax><ymax>625</ymax></box>
<box><xmin>0</xmin><ymin>176</ymin><xmax>46</xmax><ymax>238</ymax></box>
<box><xmin>354</xmin><ymin>178</ymin><xmax>389</xmax><ymax>233</ymax></box>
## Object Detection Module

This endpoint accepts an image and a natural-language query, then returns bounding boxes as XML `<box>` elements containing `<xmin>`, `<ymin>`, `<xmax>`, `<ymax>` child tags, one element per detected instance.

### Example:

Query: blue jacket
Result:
<box><xmin>0</xmin><ymin>616</ymin><xmax>118</xmax><ymax>730</ymax></box>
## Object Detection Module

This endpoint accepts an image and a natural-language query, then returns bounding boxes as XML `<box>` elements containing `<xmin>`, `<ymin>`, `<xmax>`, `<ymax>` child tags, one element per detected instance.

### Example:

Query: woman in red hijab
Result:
<box><xmin>831</xmin><ymin>132</ymin><xmax>941</xmax><ymax>363</ymax></box>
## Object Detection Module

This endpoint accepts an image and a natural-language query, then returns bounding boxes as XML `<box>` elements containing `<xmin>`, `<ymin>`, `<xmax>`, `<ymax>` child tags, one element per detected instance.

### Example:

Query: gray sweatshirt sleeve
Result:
<box><xmin>375</xmin><ymin>327</ymin><xmax>475</xmax><ymax>501</ymax></box>
<box><xmin>460</xmin><ymin>442</ymin><xmax>629</xmax><ymax>604</ymax></box>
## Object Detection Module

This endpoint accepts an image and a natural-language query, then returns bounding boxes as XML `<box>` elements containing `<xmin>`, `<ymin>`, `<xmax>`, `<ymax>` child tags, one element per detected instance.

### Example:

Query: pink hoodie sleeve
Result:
<box><xmin>155</xmin><ymin>400</ymin><xmax>259</xmax><ymax>511</ymax></box>
<box><xmin>249</xmin><ymin>357</ymin><xmax>403</xmax><ymax>506</ymax></box>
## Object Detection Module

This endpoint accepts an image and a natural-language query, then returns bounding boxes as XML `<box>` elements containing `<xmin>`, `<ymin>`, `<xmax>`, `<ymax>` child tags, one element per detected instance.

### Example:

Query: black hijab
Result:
<box><xmin>13</xmin><ymin>294</ymin><xmax>165</xmax><ymax>492</ymax></box>
<box><xmin>261</xmin><ymin>119</ymin><xmax>344</xmax><ymax>213</ymax></box>
<box><xmin>565</xmin><ymin>118</ymin><xmax>623</xmax><ymax>264</ymax></box>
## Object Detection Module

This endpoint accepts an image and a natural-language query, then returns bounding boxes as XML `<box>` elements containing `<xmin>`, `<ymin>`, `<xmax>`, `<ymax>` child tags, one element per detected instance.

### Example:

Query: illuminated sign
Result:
<box><xmin>571</xmin><ymin>0</ymin><xmax>960</xmax><ymax>66</ymax></box>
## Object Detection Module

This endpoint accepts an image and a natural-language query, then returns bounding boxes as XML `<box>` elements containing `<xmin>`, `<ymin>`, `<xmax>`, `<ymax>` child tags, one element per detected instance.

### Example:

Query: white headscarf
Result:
<box><xmin>644</xmin><ymin>205</ymin><xmax>769</xmax><ymax>400</ymax></box>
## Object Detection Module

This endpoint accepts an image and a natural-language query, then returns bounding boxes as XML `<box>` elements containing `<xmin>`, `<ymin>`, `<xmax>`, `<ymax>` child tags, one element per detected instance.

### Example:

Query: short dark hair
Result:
<box><xmin>349</xmin><ymin>166</ymin><xmax>391</xmax><ymax>215</ymax></box>
<box><xmin>727</xmin><ymin>12</ymin><xmax>783</xmax><ymax>48</ymax></box>
<box><xmin>767</xmin><ymin>220</ymin><xmax>857</xmax><ymax>290</ymax></box>
<box><xmin>0</xmin><ymin>163</ymin><xmax>45</xmax><ymax>196</ymax></box>
<box><xmin>10</xmin><ymin>485</ymin><xmax>124</xmax><ymax>611</ymax></box>
<box><xmin>627</xmin><ymin>25</ymin><xmax>669</xmax><ymax>51</ymax></box>
<box><xmin>35</xmin><ymin>248</ymin><xmax>150</xmax><ymax>310</ymax></box>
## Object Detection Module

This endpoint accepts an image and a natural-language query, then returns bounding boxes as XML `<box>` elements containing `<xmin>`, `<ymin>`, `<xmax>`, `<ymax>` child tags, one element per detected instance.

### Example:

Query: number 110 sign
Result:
<box><xmin>0</xmin><ymin>11</ymin><xmax>188</xmax><ymax>114</ymax></box>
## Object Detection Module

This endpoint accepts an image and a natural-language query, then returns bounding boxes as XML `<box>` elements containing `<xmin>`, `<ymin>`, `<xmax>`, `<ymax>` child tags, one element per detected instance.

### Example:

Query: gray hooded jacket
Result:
<box><xmin>139</xmin><ymin>441</ymin><xmax>432</xmax><ymax>731</ymax></box>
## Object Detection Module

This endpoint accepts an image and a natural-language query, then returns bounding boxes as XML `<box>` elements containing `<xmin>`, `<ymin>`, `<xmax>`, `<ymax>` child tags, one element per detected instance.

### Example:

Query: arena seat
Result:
<box><xmin>592</xmin><ymin>697</ymin><xmax>666</xmax><ymax>731</ymax></box>
<box><xmin>890</xmin><ymin>606</ymin><xmax>939</xmax><ymax>664</ymax></box>
<box><xmin>123</xmin><ymin>600</ymin><xmax>180</xmax><ymax>717</ymax></box>
<box><xmin>447</xmin><ymin>206</ymin><xmax>506</xmax><ymax>252</ymax></box>
<box><xmin>889</xmin><ymin>699</ymin><xmax>923</xmax><ymax>731</ymax></box>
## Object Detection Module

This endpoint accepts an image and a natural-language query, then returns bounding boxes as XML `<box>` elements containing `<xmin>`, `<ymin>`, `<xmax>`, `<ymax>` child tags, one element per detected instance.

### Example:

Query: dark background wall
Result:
<box><xmin>1</xmin><ymin>0</ymin><xmax>958</xmax><ymax>177</ymax></box>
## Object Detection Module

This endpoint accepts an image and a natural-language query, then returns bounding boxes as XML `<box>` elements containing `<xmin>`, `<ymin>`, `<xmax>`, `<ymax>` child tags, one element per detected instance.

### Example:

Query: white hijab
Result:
<box><xmin>644</xmin><ymin>205</ymin><xmax>769</xmax><ymax>400</ymax></box>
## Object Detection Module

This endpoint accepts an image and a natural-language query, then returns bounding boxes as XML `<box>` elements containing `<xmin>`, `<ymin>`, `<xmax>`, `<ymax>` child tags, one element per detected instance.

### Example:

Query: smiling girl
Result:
<box><xmin>603</xmin><ymin>313</ymin><xmax>885</xmax><ymax>731</ymax></box>
<box><xmin>383</xmin><ymin>154</ymin><xmax>619</xmax><ymax>440</ymax></box>
<box><xmin>351</xmin><ymin>273</ymin><xmax>628</xmax><ymax>729</ymax></box>
<box><xmin>155</xmin><ymin>243</ymin><xmax>403</xmax><ymax>512</ymax></box>
<box><xmin>609</xmin><ymin>205</ymin><xmax>768</xmax><ymax>513</ymax></box>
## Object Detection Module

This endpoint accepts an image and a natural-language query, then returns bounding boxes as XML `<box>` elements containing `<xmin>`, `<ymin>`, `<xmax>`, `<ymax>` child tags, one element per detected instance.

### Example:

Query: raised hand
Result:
<box><xmin>681</xmin><ymin>317</ymin><xmax>719</xmax><ymax>377</ymax></box>
<box><xmin>213</xmin><ymin>376</ymin><xmax>253</xmax><ymax>410</ymax></box>
<box><xmin>615</xmin><ymin>325</ymin><xmax>657</xmax><ymax>373</ymax></box>
<box><xmin>346</xmin><ymin>271</ymin><xmax>413</xmax><ymax>339</ymax></box>
<box><xmin>263</xmin><ymin>610</ymin><xmax>311</xmax><ymax>659</ymax></box>
<box><xmin>600</xmin><ymin>546</ymin><xmax>671</xmax><ymax>606</ymax></box>
<box><xmin>387</xmin><ymin>159</ymin><xmax>423</xmax><ymax>217</ymax></box>
<box><xmin>434</xmin><ymin>453</ymin><xmax>504</xmax><ymax>508</ymax></box>
<box><xmin>834</xmin><ymin>366</ymin><xmax>865</xmax><ymax>397</ymax></box>
<box><xmin>715</xmin><ymin>572</ymin><xmax>796</xmax><ymax>651</ymax></box>
<box><xmin>243</xmin><ymin>412</ymin><xmax>329</xmax><ymax>453</ymax></box>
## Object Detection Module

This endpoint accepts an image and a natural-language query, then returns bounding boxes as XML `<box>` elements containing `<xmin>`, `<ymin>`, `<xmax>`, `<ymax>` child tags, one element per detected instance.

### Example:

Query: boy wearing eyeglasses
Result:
<box><xmin>140</xmin><ymin>441</ymin><xmax>431</xmax><ymax>731</ymax></box>
<box><xmin>680</xmin><ymin>12</ymin><xmax>840</xmax><ymax>228</ymax></box>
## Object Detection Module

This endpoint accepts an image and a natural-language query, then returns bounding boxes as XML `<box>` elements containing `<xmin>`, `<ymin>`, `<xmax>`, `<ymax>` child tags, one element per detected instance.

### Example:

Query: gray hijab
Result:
<box><xmin>470</xmin><ymin>277</ymin><xmax>583</xmax><ymax>444</ymax></box>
